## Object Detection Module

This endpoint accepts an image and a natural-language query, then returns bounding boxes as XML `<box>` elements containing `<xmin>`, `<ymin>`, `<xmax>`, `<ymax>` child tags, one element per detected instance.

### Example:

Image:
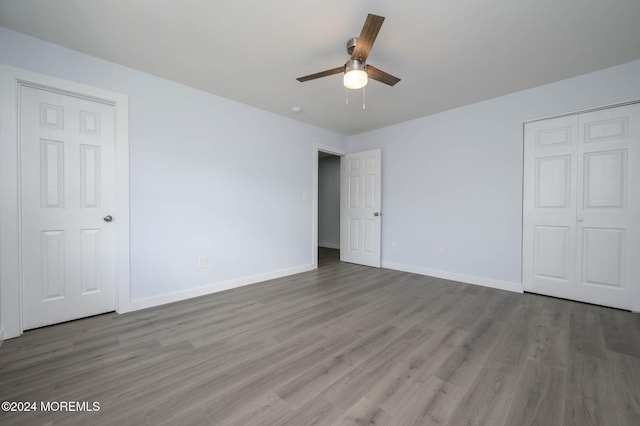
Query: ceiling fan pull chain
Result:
<box><xmin>362</xmin><ymin>86</ymin><xmax>366</xmax><ymax>110</ymax></box>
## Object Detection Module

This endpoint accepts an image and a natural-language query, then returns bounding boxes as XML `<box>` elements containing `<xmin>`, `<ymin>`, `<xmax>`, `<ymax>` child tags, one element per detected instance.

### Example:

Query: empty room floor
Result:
<box><xmin>1</xmin><ymin>248</ymin><xmax>639</xmax><ymax>425</ymax></box>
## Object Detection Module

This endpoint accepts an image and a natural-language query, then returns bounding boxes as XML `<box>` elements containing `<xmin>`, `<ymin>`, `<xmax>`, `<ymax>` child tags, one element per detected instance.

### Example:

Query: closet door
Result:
<box><xmin>523</xmin><ymin>115</ymin><xmax>578</xmax><ymax>302</ymax></box>
<box><xmin>523</xmin><ymin>103</ymin><xmax>639</xmax><ymax>310</ymax></box>
<box><xmin>575</xmin><ymin>104</ymin><xmax>640</xmax><ymax>309</ymax></box>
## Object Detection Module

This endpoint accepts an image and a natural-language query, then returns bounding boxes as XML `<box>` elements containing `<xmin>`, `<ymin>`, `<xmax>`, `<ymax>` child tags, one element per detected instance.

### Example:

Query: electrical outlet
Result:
<box><xmin>391</xmin><ymin>242</ymin><xmax>397</xmax><ymax>250</ymax></box>
<box><xmin>198</xmin><ymin>256</ymin><xmax>207</xmax><ymax>269</ymax></box>
<box><xmin>439</xmin><ymin>248</ymin><xmax>447</xmax><ymax>257</ymax></box>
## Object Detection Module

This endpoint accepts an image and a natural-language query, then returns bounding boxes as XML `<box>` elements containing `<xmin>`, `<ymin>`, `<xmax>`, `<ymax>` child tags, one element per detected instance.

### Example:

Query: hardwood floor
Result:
<box><xmin>1</xmin><ymin>248</ymin><xmax>639</xmax><ymax>425</ymax></box>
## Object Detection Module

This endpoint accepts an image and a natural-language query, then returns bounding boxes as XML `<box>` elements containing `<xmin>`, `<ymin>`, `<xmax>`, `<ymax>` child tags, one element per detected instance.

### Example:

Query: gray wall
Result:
<box><xmin>349</xmin><ymin>59</ymin><xmax>640</xmax><ymax>293</ymax></box>
<box><xmin>0</xmin><ymin>27</ymin><xmax>347</xmax><ymax>304</ymax></box>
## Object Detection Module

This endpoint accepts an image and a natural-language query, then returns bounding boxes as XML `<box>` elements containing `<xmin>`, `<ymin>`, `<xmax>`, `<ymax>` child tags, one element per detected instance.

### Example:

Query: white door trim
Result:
<box><xmin>0</xmin><ymin>65</ymin><xmax>131</xmax><ymax>339</ymax></box>
<box><xmin>312</xmin><ymin>144</ymin><xmax>345</xmax><ymax>269</ymax></box>
<box><xmin>524</xmin><ymin>99</ymin><xmax>640</xmax><ymax>124</ymax></box>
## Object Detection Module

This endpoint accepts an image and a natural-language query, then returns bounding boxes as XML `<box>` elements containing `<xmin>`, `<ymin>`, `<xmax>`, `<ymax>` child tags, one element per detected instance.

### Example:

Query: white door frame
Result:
<box><xmin>0</xmin><ymin>65</ymin><xmax>131</xmax><ymax>339</ymax></box>
<box><xmin>311</xmin><ymin>143</ymin><xmax>346</xmax><ymax>269</ymax></box>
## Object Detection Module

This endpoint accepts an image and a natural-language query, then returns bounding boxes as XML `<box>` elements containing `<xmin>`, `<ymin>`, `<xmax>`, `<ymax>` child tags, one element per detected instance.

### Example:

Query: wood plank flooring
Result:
<box><xmin>1</xmin><ymin>248</ymin><xmax>639</xmax><ymax>425</ymax></box>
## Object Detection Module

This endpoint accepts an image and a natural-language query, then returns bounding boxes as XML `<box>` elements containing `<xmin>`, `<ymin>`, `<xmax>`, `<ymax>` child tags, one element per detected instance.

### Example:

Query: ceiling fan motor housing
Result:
<box><xmin>345</xmin><ymin>58</ymin><xmax>366</xmax><ymax>73</ymax></box>
<box><xmin>347</xmin><ymin>37</ymin><xmax>358</xmax><ymax>55</ymax></box>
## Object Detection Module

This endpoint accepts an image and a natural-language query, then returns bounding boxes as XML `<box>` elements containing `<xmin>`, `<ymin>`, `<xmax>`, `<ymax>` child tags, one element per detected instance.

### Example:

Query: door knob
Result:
<box><xmin>373</xmin><ymin>212</ymin><xmax>380</xmax><ymax>217</ymax></box>
<box><xmin>103</xmin><ymin>215</ymin><xmax>113</xmax><ymax>222</ymax></box>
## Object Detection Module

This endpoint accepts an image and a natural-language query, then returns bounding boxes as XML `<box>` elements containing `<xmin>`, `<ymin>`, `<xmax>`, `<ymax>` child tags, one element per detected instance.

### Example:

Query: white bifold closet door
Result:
<box><xmin>523</xmin><ymin>103</ymin><xmax>639</xmax><ymax>310</ymax></box>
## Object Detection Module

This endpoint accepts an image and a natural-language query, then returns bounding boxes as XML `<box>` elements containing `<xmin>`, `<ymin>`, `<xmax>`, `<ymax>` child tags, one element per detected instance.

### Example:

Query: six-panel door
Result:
<box><xmin>20</xmin><ymin>85</ymin><xmax>117</xmax><ymax>329</ymax></box>
<box><xmin>341</xmin><ymin>149</ymin><xmax>381</xmax><ymax>268</ymax></box>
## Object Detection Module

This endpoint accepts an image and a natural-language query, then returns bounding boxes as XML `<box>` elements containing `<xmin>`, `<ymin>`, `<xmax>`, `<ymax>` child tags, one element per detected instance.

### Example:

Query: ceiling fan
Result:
<box><xmin>296</xmin><ymin>14</ymin><xmax>401</xmax><ymax>89</ymax></box>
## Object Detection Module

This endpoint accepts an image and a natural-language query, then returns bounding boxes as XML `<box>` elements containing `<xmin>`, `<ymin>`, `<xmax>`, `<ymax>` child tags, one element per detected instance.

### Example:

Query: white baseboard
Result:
<box><xmin>382</xmin><ymin>261</ymin><xmax>523</xmax><ymax>294</ymax></box>
<box><xmin>0</xmin><ymin>327</ymin><xmax>4</xmax><ymax>347</ymax></box>
<box><xmin>127</xmin><ymin>264</ymin><xmax>315</xmax><ymax>312</ymax></box>
<box><xmin>318</xmin><ymin>242</ymin><xmax>340</xmax><ymax>250</ymax></box>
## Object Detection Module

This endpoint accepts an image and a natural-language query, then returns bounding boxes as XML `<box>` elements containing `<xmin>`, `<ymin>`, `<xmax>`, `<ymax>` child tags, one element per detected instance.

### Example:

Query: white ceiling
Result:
<box><xmin>1</xmin><ymin>0</ymin><xmax>639</xmax><ymax>135</ymax></box>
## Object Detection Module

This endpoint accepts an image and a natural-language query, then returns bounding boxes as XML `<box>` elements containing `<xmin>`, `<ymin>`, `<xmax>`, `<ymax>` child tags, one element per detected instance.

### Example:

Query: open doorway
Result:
<box><xmin>318</xmin><ymin>151</ymin><xmax>341</xmax><ymax>267</ymax></box>
<box><xmin>312</xmin><ymin>145</ymin><xmax>345</xmax><ymax>268</ymax></box>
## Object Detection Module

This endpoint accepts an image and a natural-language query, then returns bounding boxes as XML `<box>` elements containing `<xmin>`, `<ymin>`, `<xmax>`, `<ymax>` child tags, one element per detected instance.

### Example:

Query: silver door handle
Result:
<box><xmin>373</xmin><ymin>212</ymin><xmax>380</xmax><ymax>217</ymax></box>
<box><xmin>104</xmin><ymin>215</ymin><xmax>113</xmax><ymax>222</ymax></box>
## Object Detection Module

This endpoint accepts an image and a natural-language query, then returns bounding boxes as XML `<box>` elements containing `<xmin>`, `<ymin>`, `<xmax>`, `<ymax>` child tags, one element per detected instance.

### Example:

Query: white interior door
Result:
<box><xmin>575</xmin><ymin>104</ymin><xmax>639</xmax><ymax>309</ymax></box>
<box><xmin>20</xmin><ymin>85</ymin><xmax>117</xmax><ymax>330</ymax></box>
<box><xmin>523</xmin><ymin>103</ymin><xmax>639</xmax><ymax>310</ymax></box>
<box><xmin>523</xmin><ymin>114</ymin><xmax>578</xmax><ymax>301</ymax></box>
<box><xmin>340</xmin><ymin>149</ymin><xmax>381</xmax><ymax>267</ymax></box>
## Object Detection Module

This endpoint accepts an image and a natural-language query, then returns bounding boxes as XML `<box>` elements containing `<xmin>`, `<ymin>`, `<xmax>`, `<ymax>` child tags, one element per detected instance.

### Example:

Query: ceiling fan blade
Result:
<box><xmin>351</xmin><ymin>14</ymin><xmax>385</xmax><ymax>62</ymax></box>
<box><xmin>296</xmin><ymin>66</ymin><xmax>345</xmax><ymax>82</ymax></box>
<box><xmin>366</xmin><ymin>65</ymin><xmax>401</xmax><ymax>86</ymax></box>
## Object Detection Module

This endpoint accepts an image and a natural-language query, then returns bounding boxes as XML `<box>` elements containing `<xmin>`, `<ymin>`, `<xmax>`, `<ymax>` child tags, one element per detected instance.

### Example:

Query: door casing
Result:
<box><xmin>0</xmin><ymin>65</ymin><xmax>131</xmax><ymax>339</ymax></box>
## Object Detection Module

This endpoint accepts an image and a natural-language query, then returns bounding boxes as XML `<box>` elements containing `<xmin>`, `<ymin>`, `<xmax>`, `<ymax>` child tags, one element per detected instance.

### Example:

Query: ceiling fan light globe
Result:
<box><xmin>344</xmin><ymin>69</ymin><xmax>368</xmax><ymax>89</ymax></box>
